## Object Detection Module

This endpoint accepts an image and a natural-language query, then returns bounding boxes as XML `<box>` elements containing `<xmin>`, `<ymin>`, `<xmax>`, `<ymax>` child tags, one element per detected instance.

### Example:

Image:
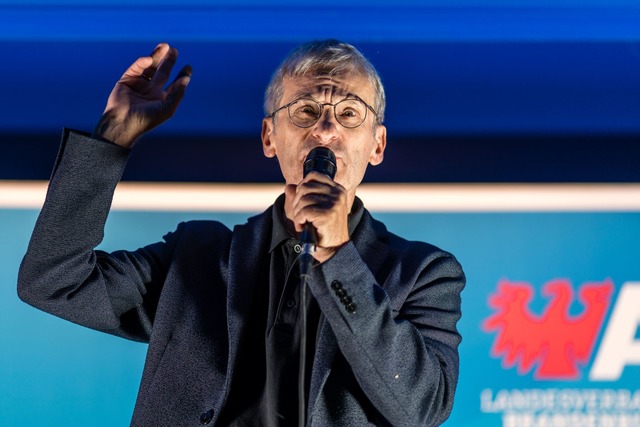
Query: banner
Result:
<box><xmin>2</xmin><ymin>183</ymin><xmax>639</xmax><ymax>426</ymax></box>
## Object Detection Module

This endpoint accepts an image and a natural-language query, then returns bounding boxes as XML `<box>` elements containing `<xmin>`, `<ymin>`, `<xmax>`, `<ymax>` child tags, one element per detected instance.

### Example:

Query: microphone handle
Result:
<box><xmin>299</xmin><ymin>222</ymin><xmax>316</xmax><ymax>277</ymax></box>
<box><xmin>300</xmin><ymin>221</ymin><xmax>317</xmax><ymax>246</ymax></box>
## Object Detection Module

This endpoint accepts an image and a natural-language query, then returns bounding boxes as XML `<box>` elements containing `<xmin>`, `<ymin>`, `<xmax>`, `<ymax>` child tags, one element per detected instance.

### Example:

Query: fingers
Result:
<box><xmin>291</xmin><ymin>172</ymin><xmax>346</xmax><ymax>225</ymax></box>
<box><xmin>118</xmin><ymin>43</ymin><xmax>166</xmax><ymax>83</ymax></box>
<box><xmin>289</xmin><ymin>173</ymin><xmax>349</xmax><ymax>255</ymax></box>
<box><xmin>151</xmin><ymin>45</ymin><xmax>179</xmax><ymax>86</ymax></box>
<box><xmin>100</xmin><ymin>43</ymin><xmax>191</xmax><ymax>146</ymax></box>
<box><xmin>138</xmin><ymin>43</ymin><xmax>169</xmax><ymax>81</ymax></box>
<box><xmin>168</xmin><ymin>64</ymin><xmax>193</xmax><ymax>89</ymax></box>
<box><xmin>120</xmin><ymin>43</ymin><xmax>180</xmax><ymax>87</ymax></box>
<box><xmin>163</xmin><ymin>65</ymin><xmax>193</xmax><ymax>116</ymax></box>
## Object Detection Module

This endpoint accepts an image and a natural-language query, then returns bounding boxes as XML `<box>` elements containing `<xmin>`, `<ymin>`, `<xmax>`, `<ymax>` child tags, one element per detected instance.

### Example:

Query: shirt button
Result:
<box><xmin>200</xmin><ymin>409</ymin><xmax>214</xmax><ymax>425</ymax></box>
<box><xmin>294</xmin><ymin>244</ymin><xmax>302</xmax><ymax>253</ymax></box>
<box><xmin>286</xmin><ymin>299</ymin><xmax>296</xmax><ymax>308</ymax></box>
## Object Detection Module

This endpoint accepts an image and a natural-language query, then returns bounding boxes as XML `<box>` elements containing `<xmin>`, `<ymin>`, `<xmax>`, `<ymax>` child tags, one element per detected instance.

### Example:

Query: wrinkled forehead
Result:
<box><xmin>282</xmin><ymin>75</ymin><xmax>374</xmax><ymax>104</ymax></box>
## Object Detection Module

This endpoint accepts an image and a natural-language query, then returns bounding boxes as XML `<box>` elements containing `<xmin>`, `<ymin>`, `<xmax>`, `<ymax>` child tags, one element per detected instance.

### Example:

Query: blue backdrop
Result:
<box><xmin>2</xmin><ymin>1</ymin><xmax>640</xmax><ymax>137</ymax></box>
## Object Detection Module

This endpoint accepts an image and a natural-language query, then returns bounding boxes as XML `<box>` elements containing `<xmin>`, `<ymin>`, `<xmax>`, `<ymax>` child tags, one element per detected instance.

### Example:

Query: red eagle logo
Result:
<box><xmin>482</xmin><ymin>279</ymin><xmax>613</xmax><ymax>380</ymax></box>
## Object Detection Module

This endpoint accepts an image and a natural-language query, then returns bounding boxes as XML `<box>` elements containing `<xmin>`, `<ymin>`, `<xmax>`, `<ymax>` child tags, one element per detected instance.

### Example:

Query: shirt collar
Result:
<box><xmin>269</xmin><ymin>193</ymin><xmax>364</xmax><ymax>253</ymax></box>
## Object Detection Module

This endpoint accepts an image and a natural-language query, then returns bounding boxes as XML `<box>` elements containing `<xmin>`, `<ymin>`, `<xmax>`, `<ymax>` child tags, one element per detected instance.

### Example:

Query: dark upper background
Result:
<box><xmin>2</xmin><ymin>0</ymin><xmax>639</xmax><ymax>183</ymax></box>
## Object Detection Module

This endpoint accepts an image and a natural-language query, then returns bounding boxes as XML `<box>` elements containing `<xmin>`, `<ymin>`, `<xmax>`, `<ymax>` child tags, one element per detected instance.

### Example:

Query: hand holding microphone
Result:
<box><xmin>300</xmin><ymin>147</ymin><xmax>337</xmax><ymax>248</ymax></box>
<box><xmin>291</xmin><ymin>147</ymin><xmax>349</xmax><ymax>273</ymax></box>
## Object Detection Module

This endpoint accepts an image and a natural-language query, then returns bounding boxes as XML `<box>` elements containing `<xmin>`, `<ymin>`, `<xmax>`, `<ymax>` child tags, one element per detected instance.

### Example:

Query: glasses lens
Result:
<box><xmin>288</xmin><ymin>99</ymin><xmax>321</xmax><ymax>128</ymax></box>
<box><xmin>335</xmin><ymin>99</ymin><xmax>367</xmax><ymax>128</ymax></box>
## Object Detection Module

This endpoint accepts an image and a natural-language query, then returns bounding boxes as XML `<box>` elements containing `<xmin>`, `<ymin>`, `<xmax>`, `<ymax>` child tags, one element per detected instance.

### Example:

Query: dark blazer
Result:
<box><xmin>18</xmin><ymin>130</ymin><xmax>465</xmax><ymax>426</ymax></box>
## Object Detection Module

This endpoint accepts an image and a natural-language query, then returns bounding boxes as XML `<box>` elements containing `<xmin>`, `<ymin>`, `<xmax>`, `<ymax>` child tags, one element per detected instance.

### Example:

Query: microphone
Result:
<box><xmin>299</xmin><ymin>147</ymin><xmax>336</xmax><ymax>276</ymax></box>
<box><xmin>303</xmin><ymin>146</ymin><xmax>337</xmax><ymax>180</ymax></box>
<box><xmin>297</xmin><ymin>147</ymin><xmax>337</xmax><ymax>427</ymax></box>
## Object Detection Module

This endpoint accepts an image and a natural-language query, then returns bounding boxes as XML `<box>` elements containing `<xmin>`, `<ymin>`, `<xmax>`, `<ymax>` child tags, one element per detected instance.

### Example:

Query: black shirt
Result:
<box><xmin>217</xmin><ymin>195</ymin><xmax>364</xmax><ymax>426</ymax></box>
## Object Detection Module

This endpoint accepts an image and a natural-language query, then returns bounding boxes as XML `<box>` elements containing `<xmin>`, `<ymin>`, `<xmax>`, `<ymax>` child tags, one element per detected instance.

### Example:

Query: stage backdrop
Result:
<box><xmin>2</xmin><ymin>182</ymin><xmax>640</xmax><ymax>427</ymax></box>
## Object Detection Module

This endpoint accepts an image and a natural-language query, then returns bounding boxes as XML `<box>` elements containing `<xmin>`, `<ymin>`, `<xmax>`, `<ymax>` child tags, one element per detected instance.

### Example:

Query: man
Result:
<box><xmin>18</xmin><ymin>40</ymin><xmax>465</xmax><ymax>426</ymax></box>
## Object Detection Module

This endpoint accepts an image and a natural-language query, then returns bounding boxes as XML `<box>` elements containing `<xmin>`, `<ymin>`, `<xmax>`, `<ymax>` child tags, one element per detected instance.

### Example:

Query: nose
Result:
<box><xmin>311</xmin><ymin>105</ymin><xmax>339</xmax><ymax>144</ymax></box>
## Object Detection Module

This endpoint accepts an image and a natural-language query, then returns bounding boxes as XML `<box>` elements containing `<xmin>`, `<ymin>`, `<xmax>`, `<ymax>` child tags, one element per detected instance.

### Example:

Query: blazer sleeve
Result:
<box><xmin>17</xmin><ymin>129</ymin><xmax>178</xmax><ymax>342</ymax></box>
<box><xmin>308</xmin><ymin>235</ymin><xmax>465</xmax><ymax>427</ymax></box>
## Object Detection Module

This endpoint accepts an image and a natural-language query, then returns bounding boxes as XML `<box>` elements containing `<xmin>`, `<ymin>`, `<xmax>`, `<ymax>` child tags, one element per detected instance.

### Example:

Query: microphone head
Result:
<box><xmin>303</xmin><ymin>147</ymin><xmax>337</xmax><ymax>179</ymax></box>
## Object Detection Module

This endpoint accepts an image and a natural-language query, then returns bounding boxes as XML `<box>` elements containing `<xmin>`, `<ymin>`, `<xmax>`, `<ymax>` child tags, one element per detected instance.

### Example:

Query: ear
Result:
<box><xmin>261</xmin><ymin>118</ymin><xmax>277</xmax><ymax>158</ymax></box>
<box><xmin>368</xmin><ymin>124</ymin><xmax>387</xmax><ymax>166</ymax></box>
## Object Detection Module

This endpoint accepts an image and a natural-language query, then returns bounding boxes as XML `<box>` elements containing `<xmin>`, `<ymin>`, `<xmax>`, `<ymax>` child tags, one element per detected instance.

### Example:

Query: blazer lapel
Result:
<box><xmin>352</xmin><ymin>210</ymin><xmax>391</xmax><ymax>284</ymax></box>
<box><xmin>225</xmin><ymin>209</ymin><xmax>272</xmax><ymax>390</ymax></box>
<box><xmin>308</xmin><ymin>209</ymin><xmax>391</xmax><ymax>419</ymax></box>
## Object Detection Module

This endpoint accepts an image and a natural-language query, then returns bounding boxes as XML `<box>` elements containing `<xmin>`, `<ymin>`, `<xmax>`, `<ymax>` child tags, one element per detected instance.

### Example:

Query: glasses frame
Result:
<box><xmin>267</xmin><ymin>96</ymin><xmax>379</xmax><ymax>129</ymax></box>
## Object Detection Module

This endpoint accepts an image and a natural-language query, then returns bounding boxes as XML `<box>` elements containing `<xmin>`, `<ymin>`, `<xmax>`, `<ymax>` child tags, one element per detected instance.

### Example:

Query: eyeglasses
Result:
<box><xmin>267</xmin><ymin>96</ymin><xmax>378</xmax><ymax>129</ymax></box>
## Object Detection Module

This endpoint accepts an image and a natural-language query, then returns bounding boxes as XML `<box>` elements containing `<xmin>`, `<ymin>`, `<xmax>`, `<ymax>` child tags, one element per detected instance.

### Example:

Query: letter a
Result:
<box><xmin>590</xmin><ymin>282</ymin><xmax>640</xmax><ymax>380</ymax></box>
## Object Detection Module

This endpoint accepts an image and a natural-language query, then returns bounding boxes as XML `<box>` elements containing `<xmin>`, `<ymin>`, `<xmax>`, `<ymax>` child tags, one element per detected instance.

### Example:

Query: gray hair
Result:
<box><xmin>264</xmin><ymin>39</ymin><xmax>386</xmax><ymax>124</ymax></box>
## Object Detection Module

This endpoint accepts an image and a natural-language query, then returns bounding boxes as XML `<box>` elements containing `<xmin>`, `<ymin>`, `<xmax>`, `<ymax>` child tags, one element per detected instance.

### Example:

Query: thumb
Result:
<box><xmin>122</xmin><ymin>55</ymin><xmax>154</xmax><ymax>80</ymax></box>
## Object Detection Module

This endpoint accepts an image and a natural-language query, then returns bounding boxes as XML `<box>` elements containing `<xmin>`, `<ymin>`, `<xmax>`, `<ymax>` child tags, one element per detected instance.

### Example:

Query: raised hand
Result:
<box><xmin>92</xmin><ymin>43</ymin><xmax>192</xmax><ymax>148</ymax></box>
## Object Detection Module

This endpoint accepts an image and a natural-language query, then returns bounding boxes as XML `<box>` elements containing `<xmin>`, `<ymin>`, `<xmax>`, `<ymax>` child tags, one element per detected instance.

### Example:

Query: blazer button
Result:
<box><xmin>340</xmin><ymin>295</ymin><xmax>352</xmax><ymax>305</ymax></box>
<box><xmin>200</xmin><ymin>409</ymin><xmax>215</xmax><ymax>425</ymax></box>
<box><xmin>345</xmin><ymin>303</ymin><xmax>357</xmax><ymax>314</ymax></box>
<box><xmin>331</xmin><ymin>280</ymin><xmax>342</xmax><ymax>290</ymax></box>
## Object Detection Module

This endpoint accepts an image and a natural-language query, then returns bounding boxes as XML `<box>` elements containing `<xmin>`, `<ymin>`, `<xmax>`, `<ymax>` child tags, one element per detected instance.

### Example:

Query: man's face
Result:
<box><xmin>261</xmin><ymin>74</ymin><xmax>387</xmax><ymax>200</ymax></box>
